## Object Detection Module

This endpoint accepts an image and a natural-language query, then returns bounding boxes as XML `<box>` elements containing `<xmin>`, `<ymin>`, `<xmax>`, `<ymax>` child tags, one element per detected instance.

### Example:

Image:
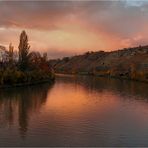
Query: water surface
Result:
<box><xmin>0</xmin><ymin>75</ymin><xmax>148</xmax><ymax>146</ymax></box>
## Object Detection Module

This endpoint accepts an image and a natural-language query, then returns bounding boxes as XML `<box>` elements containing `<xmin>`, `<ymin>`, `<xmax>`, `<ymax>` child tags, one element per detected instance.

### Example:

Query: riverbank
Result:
<box><xmin>0</xmin><ymin>77</ymin><xmax>55</xmax><ymax>89</ymax></box>
<box><xmin>50</xmin><ymin>45</ymin><xmax>148</xmax><ymax>83</ymax></box>
<box><xmin>0</xmin><ymin>68</ymin><xmax>55</xmax><ymax>89</ymax></box>
<box><xmin>55</xmin><ymin>72</ymin><xmax>148</xmax><ymax>84</ymax></box>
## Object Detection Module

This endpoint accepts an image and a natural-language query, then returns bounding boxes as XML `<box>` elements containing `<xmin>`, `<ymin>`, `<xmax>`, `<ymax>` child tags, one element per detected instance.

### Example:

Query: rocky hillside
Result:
<box><xmin>49</xmin><ymin>45</ymin><xmax>148</xmax><ymax>82</ymax></box>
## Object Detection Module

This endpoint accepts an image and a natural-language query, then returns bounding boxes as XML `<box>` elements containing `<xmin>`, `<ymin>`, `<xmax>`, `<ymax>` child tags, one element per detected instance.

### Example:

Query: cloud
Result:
<box><xmin>0</xmin><ymin>1</ymin><xmax>148</xmax><ymax>58</ymax></box>
<box><xmin>125</xmin><ymin>0</ymin><xmax>148</xmax><ymax>7</ymax></box>
<box><xmin>0</xmin><ymin>1</ymin><xmax>84</xmax><ymax>30</ymax></box>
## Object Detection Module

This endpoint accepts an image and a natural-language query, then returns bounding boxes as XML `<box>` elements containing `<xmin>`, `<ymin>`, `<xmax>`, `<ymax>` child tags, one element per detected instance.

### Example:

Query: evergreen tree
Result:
<box><xmin>18</xmin><ymin>30</ymin><xmax>30</xmax><ymax>71</ymax></box>
<box><xmin>8</xmin><ymin>43</ymin><xmax>14</xmax><ymax>63</ymax></box>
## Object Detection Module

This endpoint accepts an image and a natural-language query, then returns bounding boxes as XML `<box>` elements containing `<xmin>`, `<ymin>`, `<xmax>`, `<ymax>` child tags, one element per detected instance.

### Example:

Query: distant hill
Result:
<box><xmin>49</xmin><ymin>45</ymin><xmax>148</xmax><ymax>82</ymax></box>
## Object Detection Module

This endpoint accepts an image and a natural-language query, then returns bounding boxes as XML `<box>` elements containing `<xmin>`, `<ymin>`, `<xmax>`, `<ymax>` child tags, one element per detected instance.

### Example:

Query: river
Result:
<box><xmin>0</xmin><ymin>74</ymin><xmax>148</xmax><ymax>146</ymax></box>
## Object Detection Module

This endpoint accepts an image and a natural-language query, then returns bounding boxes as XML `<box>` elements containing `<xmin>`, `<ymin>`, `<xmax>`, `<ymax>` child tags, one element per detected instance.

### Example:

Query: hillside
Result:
<box><xmin>49</xmin><ymin>45</ymin><xmax>148</xmax><ymax>82</ymax></box>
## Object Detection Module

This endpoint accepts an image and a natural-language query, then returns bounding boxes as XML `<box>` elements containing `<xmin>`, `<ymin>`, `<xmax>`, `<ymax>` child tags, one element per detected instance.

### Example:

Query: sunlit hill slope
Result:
<box><xmin>49</xmin><ymin>45</ymin><xmax>148</xmax><ymax>82</ymax></box>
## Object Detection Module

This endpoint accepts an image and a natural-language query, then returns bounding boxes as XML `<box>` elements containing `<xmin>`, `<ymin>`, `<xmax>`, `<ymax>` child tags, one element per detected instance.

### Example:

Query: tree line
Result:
<box><xmin>0</xmin><ymin>30</ymin><xmax>54</xmax><ymax>85</ymax></box>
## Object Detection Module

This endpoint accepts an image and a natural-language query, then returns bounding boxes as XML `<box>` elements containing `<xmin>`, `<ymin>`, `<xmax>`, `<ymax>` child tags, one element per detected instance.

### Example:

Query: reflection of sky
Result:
<box><xmin>45</xmin><ymin>83</ymin><xmax>118</xmax><ymax>117</ymax></box>
<box><xmin>0</xmin><ymin>77</ymin><xmax>148</xmax><ymax>146</ymax></box>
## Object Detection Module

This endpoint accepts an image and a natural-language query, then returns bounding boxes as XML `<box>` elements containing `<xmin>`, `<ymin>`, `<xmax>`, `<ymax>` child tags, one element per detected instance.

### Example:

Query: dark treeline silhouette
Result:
<box><xmin>0</xmin><ymin>30</ymin><xmax>54</xmax><ymax>86</ymax></box>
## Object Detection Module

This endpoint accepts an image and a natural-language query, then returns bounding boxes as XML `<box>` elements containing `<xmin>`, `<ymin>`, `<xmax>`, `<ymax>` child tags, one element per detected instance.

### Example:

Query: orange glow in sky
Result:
<box><xmin>0</xmin><ymin>1</ymin><xmax>148</xmax><ymax>58</ymax></box>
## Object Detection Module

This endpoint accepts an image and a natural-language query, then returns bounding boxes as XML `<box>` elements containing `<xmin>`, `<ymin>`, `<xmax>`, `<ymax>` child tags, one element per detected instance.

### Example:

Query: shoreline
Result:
<box><xmin>0</xmin><ymin>78</ymin><xmax>55</xmax><ymax>89</ymax></box>
<box><xmin>55</xmin><ymin>72</ymin><xmax>148</xmax><ymax>84</ymax></box>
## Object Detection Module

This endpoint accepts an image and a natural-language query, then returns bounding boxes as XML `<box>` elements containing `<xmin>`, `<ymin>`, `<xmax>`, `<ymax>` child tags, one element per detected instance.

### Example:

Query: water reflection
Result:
<box><xmin>0</xmin><ymin>83</ymin><xmax>54</xmax><ymax>137</ymax></box>
<box><xmin>56</xmin><ymin>75</ymin><xmax>148</xmax><ymax>102</ymax></box>
<box><xmin>0</xmin><ymin>75</ymin><xmax>148</xmax><ymax>146</ymax></box>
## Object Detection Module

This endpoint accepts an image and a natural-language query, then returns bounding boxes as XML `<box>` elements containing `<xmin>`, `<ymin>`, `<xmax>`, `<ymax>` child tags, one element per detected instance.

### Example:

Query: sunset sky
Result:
<box><xmin>0</xmin><ymin>1</ymin><xmax>148</xmax><ymax>58</ymax></box>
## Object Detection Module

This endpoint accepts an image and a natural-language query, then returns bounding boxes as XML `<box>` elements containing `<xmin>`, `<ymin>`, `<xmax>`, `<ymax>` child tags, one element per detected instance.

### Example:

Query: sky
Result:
<box><xmin>0</xmin><ymin>0</ymin><xmax>148</xmax><ymax>58</ymax></box>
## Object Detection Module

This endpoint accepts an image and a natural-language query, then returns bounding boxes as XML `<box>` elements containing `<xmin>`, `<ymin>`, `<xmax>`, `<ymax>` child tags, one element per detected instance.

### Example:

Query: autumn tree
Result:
<box><xmin>18</xmin><ymin>30</ymin><xmax>30</xmax><ymax>71</ymax></box>
<box><xmin>28</xmin><ymin>51</ymin><xmax>41</xmax><ymax>70</ymax></box>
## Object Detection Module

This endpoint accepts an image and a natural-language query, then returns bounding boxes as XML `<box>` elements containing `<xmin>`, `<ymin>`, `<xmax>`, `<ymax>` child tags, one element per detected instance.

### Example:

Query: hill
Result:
<box><xmin>49</xmin><ymin>45</ymin><xmax>148</xmax><ymax>82</ymax></box>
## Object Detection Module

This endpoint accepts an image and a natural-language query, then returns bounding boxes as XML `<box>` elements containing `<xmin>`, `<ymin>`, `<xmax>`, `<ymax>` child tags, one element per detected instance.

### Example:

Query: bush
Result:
<box><xmin>0</xmin><ymin>68</ymin><xmax>54</xmax><ymax>86</ymax></box>
<box><xmin>0</xmin><ymin>59</ymin><xmax>54</xmax><ymax>85</ymax></box>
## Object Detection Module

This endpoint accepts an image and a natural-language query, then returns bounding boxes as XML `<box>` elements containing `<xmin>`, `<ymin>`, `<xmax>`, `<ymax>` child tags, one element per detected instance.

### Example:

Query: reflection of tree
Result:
<box><xmin>57</xmin><ymin>75</ymin><xmax>148</xmax><ymax>101</ymax></box>
<box><xmin>0</xmin><ymin>99</ymin><xmax>14</xmax><ymax>127</ymax></box>
<box><xmin>7</xmin><ymin>99</ymin><xmax>13</xmax><ymax>125</ymax></box>
<box><xmin>19</xmin><ymin>94</ymin><xmax>29</xmax><ymax>138</ymax></box>
<box><xmin>0</xmin><ymin>82</ymin><xmax>54</xmax><ymax>137</ymax></box>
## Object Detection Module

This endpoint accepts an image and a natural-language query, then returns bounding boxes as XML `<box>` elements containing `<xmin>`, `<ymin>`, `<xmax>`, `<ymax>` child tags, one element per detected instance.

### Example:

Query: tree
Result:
<box><xmin>8</xmin><ymin>43</ymin><xmax>14</xmax><ymax>63</ymax></box>
<box><xmin>18</xmin><ymin>30</ymin><xmax>30</xmax><ymax>71</ymax></box>
<box><xmin>42</xmin><ymin>52</ymin><xmax>47</xmax><ymax>62</ymax></box>
<box><xmin>28</xmin><ymin>51</ymin><xmax>41</xmax><ymax>70</ymax></box>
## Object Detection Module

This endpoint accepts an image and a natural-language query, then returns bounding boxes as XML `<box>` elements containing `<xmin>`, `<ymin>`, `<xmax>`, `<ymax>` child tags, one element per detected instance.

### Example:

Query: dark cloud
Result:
<box><xmin>0</xmin><ymin>1</ymin><xmax>84</xmax><ymax>29</ymax></box>
<box><xmin>0</xmin><ymin>1</ymin><xmax>148</xmax><ymax>28</ymax></box>
<box><xmin>1</xmin><ymin>1</ymin><xmax>148</xmax><ymax>36</ymax></box>
<box><xmin>0</xmin><ymin>1</ymin><xmax>116</xmax><ymax>29</ymax></box>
